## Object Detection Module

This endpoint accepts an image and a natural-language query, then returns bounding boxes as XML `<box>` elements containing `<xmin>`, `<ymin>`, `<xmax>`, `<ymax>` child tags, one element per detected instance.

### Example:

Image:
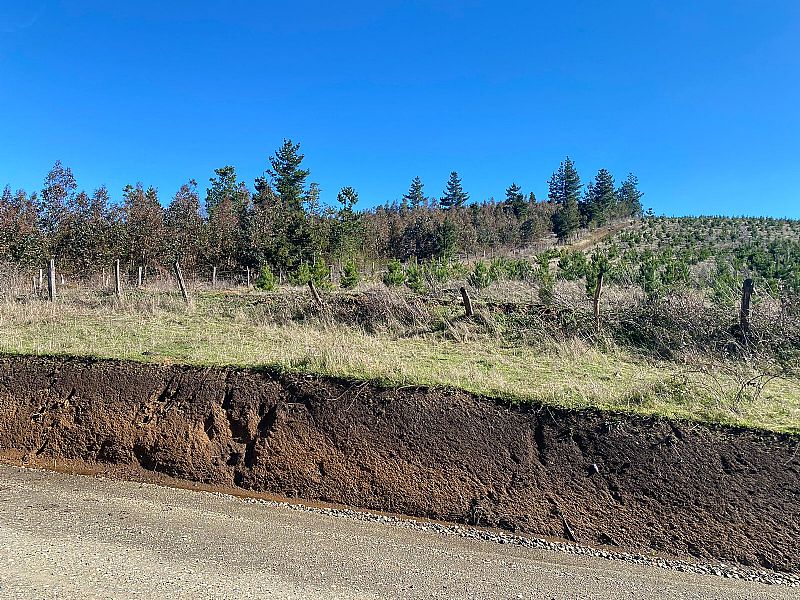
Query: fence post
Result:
<box><xmin>593</xmin><ymin>271</ymin><xmax>604</xmax><ymax>332</ymax></box>
<box><xmin>137</xmin><ymin>266</ymin><xmax>143</xmax><ymax>288</ymax></box>
<box><xmin>246</xmin><ymin>267</ymin><xmax>251</xmax><ymax>288</ymax></box>
<box><xmin>212</xmin><ymin>266</ymin><xmax>217</xmax><ymax>289</ymax></box>
<box><xmin>38</xmin><ymin>268</ymin><xmax>43</xmax><ymax>291</ymax></box>
<box><xmin>308</xmin><ymin>280</ymin><xmax>323</xmax><ymax>307</ymax></box>
<box><xmin>174</xmin><ymin>261</ymin><xmax>190</xmax><ymax>305</ymax></box>
<box><xmin>47</xmin><ymin>258</ymin><xmax>56</xmax><ymax>302</ymax></box>
<box><xmin>460</xmin><ymin>286</ymin><xmax>474</xmax><ymax>317</ymax></box>
<box><xmin>114</xmin><ymin>259</ymin><xmax>123</xmax><ymax>301</ymax></box>
<box><xmin>740</xmin><ymin>278</ymin><xmax>754</xmax><ymax>336</ymax></box>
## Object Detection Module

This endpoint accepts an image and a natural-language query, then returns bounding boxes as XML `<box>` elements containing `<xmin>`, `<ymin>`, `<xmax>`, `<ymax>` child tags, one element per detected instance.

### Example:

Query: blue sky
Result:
<box><xmin>1</xmin><ymin>0</ymin><xmax>799</xmax><ymax>217</ymax></box>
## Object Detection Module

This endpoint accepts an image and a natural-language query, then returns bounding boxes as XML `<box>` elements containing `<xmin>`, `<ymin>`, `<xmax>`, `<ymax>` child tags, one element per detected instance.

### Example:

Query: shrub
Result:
<box><xmin>468</xmin><ymin>261</ymin><xmax>494</xmax><ymax>290</ymax></box>
<box><xmin>255</xmin><ymin>264</ymin><xmax>277</xmax><ymax>291</ymax></box>
<box><xmin>405</xmin><ymin>262</ymin><xmax>426</xmax><ymax>294</ymax></box>
<box><xmin>558</xmin><ymin>250</ymin><xmax>587</xmax><ymax>281</ymax></box>
<box><xmin>340</xmin><ymin>260</ymin><xmax>360</xmax><ymax>289</ymax></box>
<box><xmin>536</xmin><ymin>254</ymin><xmax>555</xmax><ymax>305</ymax></box>
<box><xmin>383</xmin><ymin>259</ymin><xmax>405</xmax><ymax>286</ymax></box>
<box><xmin>312</xmin><ymin>259</ymin><xmax>332</xmax><ymax>289</ymax></box>
<box><xmin>291</xmin><ymin>263</ymin><xmax>312</xmax><ymax>286</ymax></box>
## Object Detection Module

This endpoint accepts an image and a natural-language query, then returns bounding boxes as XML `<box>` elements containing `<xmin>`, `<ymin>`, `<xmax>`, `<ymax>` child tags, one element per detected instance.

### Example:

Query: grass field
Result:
<box><xmin>2</xmin><ymin>285</ymin><xmax>798</xmax><ymax>434</ymax></box>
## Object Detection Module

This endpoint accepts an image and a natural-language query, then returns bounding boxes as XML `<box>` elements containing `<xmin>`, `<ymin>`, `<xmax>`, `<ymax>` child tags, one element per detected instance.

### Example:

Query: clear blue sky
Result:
<box><xmin>1</xmin><ymin>1</ymin><xmax>799</xmax><ymax>217</ymax></box>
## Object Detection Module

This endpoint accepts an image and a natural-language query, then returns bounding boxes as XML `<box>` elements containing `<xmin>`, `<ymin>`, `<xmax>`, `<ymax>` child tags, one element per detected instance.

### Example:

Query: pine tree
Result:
<box><xmin>436</xmin><ymin>216</ymin><xmax>457</xmax><ymax>259</ymax></box>
<box><xmin>340</xmin><ymin>259</ymin><xmax>360</xmax><ymax>289</ymax></box>
<box><xmin>255</xmin><ymin>139</ymin><xmax>313</xmax><ymax>271</ymax></box>
<box><xmin>333</xmin><ymin>186</ymin><xmax>362</xmax><ymax>259</ymax></box>
<box><xmin>548</xmin><ymin>158</ymin><xmax>581</xmax><ymax>242</ymax></box>
<box><xmin>440</xmin><ymin>171</ymin><xmax>469</xmax><ymax>209</ymax></box>
<box><xmin>403</xmin><ymin>176</ymin><xmax>426</xmax><ymax>209</ymax></box>
<box><xmin>617</xmin><ymin>173</ymin><xmax>644</xmax><ymax>217</ymax></box>
<box><xmin>205</xmin><ymin>166</ymin><xmax>244</xmax><ymax>214</ymax></box>
<box><xmin>266</xmin><ymin>139</ymin><xmax>309</xmax><ymax>209</ymax></box>
<box><xmin>583</xmin><ymin>168</ymin><xmax>617</xmax><ymax>225</ymax></box>
<box><xmin>504</xmin><ymin>182</ymin><xmax>526</xmax><ymax>218</ymax></box>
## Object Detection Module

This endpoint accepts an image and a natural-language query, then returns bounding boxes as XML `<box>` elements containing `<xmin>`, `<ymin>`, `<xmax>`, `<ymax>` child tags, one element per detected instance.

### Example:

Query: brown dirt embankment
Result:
<box><xmin>0</xmin><ymin>355</ymin><xmax>797</xmax><ymax>572</ymax></box>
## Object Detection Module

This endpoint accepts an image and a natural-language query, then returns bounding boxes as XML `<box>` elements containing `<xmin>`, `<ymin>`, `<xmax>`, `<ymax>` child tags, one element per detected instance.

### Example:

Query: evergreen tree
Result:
<box><xmin>206</xmin><ymin>166</ymin><xmax>242</xmax><ymax>215</ymax></box>
<box><xmin>266</xmin><ymin>138</ymin><xmax>310</xmax><ymax>209</ymax></box>
<box><xmin>440</xmin><ymin>171</ymin><xmax>469</xmax><ymax>209</ymax></box>
<box><xmin>383</xmin><ymin>259</ymin><xmax>405</xmax><ymax>286</ymax></box>
<box><xmin>333</xmin><ymin>186</ymin><xmax>362</xmax><ymax>259</ymax></box>
<box><xmin>582</xmin><ymin>168</ymin><xmax>617</xmax><ymax>225</ymax></box>
<box><xmin>548</xmin><ymin>158</ymin><xmax>581</xmax><ymax>242</ymax></box>
<box><xmin>255</xmin><ymin>263</ymin><xmax>277</xmax><ymax>291</ymax></box>
<box><xmin>256</xmin><ymin>139</ymin><xmax>313</xmax><ymax>270</ymax></box>
<box><xmin>617</xmin><ymin>173</ymin><xmax>644</xmax><ymax>217</ymax></box>
<box><xmin>340</xmin><ymin>259</ymin><xmax>360</xmax><ymax>289</ymax></box>
<box><xmin>436</xmin><ymin>216</ymin><xmax>457</xmax><ymax>259</ymax></box>
<box><xmin>403</xmin><ymin>176</ymin><xmax>426</xmax><ymax>209</ymax></box>
<box><xmin>504</xmin><ymin>182</ymin><xmax>526</xmax><ymax>218</ymax></box>
<box><xmin>165</xmin><ymin>180</ymin><xmax>204</xmax><ymax>269</ymax></box>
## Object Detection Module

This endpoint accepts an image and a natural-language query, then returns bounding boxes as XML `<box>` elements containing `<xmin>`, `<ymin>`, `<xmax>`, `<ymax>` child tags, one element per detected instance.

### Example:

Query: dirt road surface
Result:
<box><xmin>0</xmin><ymin>465</ymin><xmax>791</xmax><ymax>599</ymax></box>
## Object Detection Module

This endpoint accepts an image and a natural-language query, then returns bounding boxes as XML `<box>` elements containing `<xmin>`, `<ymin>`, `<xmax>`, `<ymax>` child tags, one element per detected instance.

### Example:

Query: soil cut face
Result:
<box><xmin>0</xmin><ymin>354</ymin><xmax>797</xmax><ymax>572</ymax></box>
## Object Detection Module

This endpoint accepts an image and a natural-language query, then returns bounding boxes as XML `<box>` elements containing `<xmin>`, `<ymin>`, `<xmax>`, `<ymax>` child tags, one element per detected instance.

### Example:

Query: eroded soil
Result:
<box><xmin>0</xmin><ymin>355</ymin><xmax>797</xmax><ymax>571</ymax></box>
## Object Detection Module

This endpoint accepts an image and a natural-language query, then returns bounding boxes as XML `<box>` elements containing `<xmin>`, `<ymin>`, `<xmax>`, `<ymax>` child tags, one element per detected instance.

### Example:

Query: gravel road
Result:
<box><xmin>0</xmin><ymin>465</ymin><xmax>793</xmax><ymax>599</ymax></box>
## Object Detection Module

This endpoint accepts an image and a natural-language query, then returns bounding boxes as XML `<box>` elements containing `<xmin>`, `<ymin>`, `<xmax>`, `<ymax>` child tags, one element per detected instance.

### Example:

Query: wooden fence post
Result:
<box><xmin>740</xmin><ymin>278</ymin><xmax>754</xmax><ymax>336</ymax></box>
<box><xmin>460</xmin><ymin>286</ymin><xmax>474</xmax><ymax>317</ymax></box>
<box><xmin>212</xmin><ymin>266</ymin><xmax>217</xmax><ymax>289</ymax></box>
<box><xmin>246</xmin><ymin>267</ymin><xmax>251</xmax><ymax>288</ymax></box>
<box><xmin>47</xmin><ymin>259</ymin><xmax>56</xmax><ymax>301</ymax></box>
<box><xmin>174</xmin><ymin>261</ymin><xmax>190</xmax><ymax>305</ymax></box>
<box><xmin>114</xmin><ymin>259</ymin><xmax>123</xmax><ymax>301</ymax></box>
<box><xmin>593</xmin><ymin>271</ymin><xmax>604</xmax><ymax>332</ymax></box>
<box><xmin>308</xmin><ymin>280</ymin><xmax>323</xmax><ymax>307</ymax></box>
<box><xmin>137</xmin><ymin>266</ymin><xmax>143</xmax><ymax>288</ymax></box>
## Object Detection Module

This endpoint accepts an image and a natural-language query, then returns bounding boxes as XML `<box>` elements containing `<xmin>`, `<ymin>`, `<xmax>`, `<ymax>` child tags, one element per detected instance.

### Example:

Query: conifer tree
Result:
<box><xmin>504</xmin><ymin>182</ymin><xmax>526</xmax><ymax>218</ymax></box>
<box><xmin>440</xmin><ymin>171</ymin><xmax>469</xmax><ymax>209</ymax></box>
<box><xmin>583</xmin><ymin>168</ymin><xmax>617</xmax><ymax>225</ymax></box>
<box><xmin>548</xmin><ymin>158</ymin><xmax>581</xmax><ymax>242</ymax></box>
<box><xmin>403</xmin><ymin>176</ymin><xmax>426</xmax><ymax>209</ymax></box>
<box><xmin>333</xmin><ymin>186</ymin><xmax>362</xmax><ymax>259</ymax></box>
<box><xmin>255</xmin><ymin>139</ymin><xmax>313</xmax><ymax>271</ymax></box>
<box><xmin>617</xmin><ymin>173</ymin><xmax>644</xmax><ymax>217</ymax></box>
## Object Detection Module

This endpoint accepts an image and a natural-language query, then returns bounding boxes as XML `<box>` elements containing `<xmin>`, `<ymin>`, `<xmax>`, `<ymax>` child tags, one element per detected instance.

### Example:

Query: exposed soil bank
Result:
<box><xmin>0</xmin><ymin>355</ymin><xmax>797</xmax><ymax>572</ymax></box>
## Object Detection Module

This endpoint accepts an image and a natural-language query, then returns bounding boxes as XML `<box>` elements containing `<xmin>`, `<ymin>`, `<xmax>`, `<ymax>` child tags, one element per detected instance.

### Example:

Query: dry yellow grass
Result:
<box><xmin>1</xmin><ymin>288</ymin><xmax>798</xmax><ymax>434</ymax></box>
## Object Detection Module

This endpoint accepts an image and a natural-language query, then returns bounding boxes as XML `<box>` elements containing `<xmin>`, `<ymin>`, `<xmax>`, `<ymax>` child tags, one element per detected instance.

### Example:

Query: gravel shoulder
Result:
<box><xmin>0</xmin><ymin>465</ymin><xmax>794</xmax><ymax>600</ymax></box>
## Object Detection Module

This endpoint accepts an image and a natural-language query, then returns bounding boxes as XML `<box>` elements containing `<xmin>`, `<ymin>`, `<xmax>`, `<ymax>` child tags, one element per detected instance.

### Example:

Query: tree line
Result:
<box><xmin>0</xmin><ymin>140</ymin><xmax>643</xmax><ymax>279</ymax></box>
